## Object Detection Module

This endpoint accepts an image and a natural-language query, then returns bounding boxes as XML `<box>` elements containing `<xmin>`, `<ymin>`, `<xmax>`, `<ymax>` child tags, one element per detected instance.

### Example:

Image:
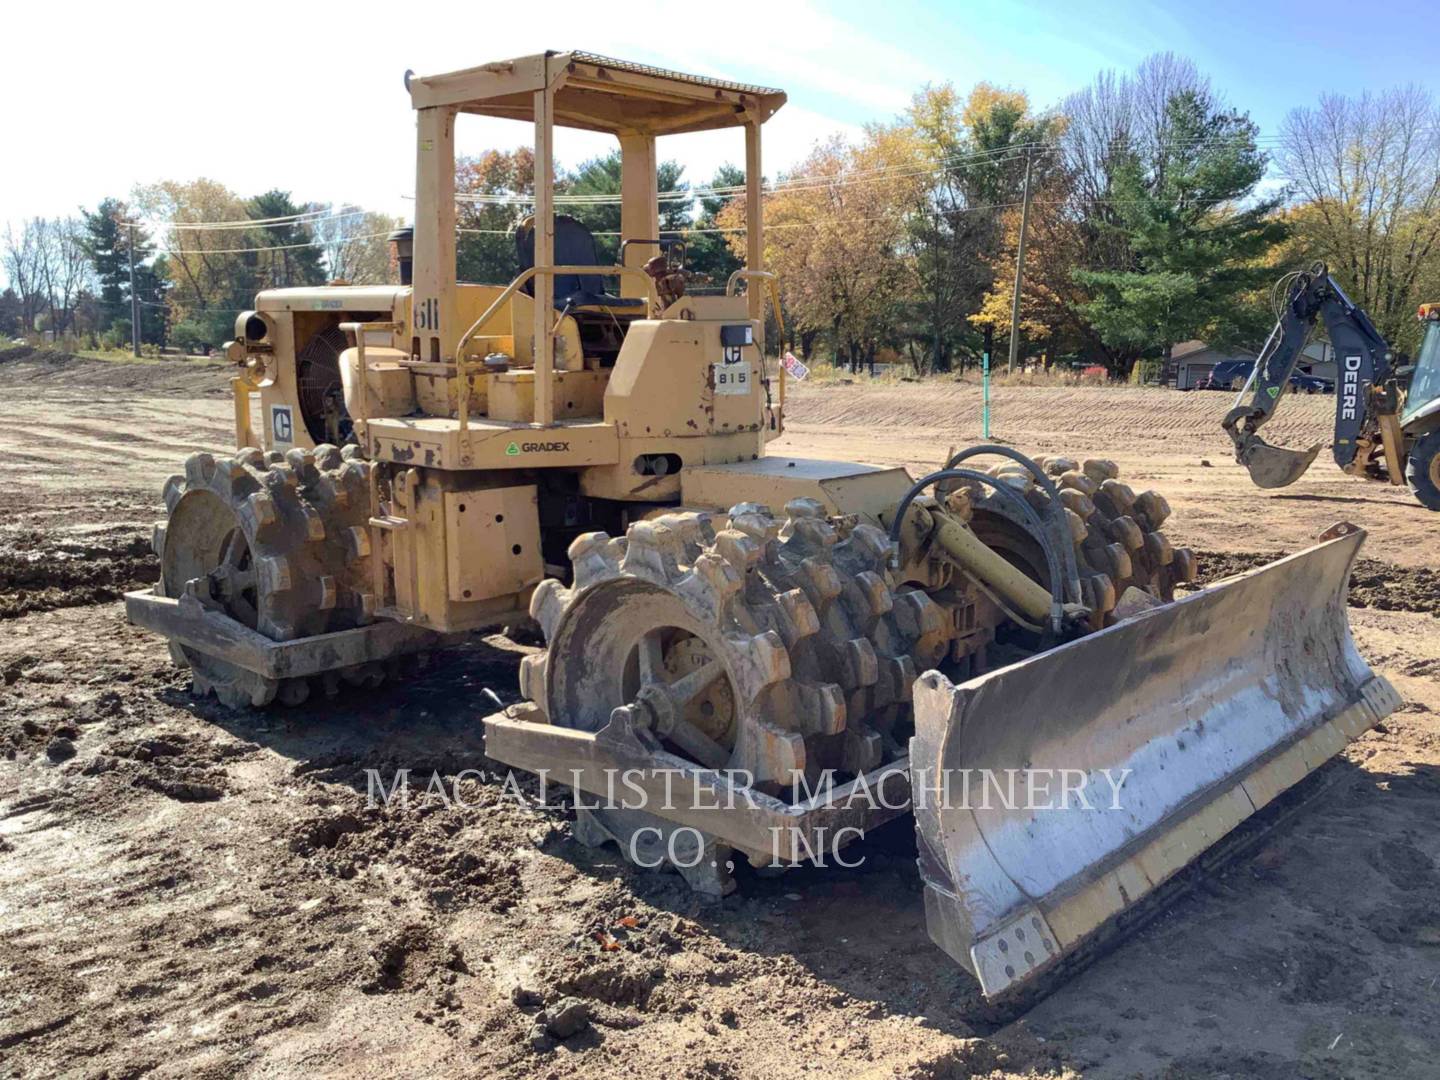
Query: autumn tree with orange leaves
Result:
<box><xmin>719</xmin><ymin>126</ymin><xmax>925</xmax><ymax>371</ymax></box>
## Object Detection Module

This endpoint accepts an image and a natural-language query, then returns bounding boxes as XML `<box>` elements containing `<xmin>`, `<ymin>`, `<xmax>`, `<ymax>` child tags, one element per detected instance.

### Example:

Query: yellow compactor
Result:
<box><xmin>126</xmin><ymin>52</ymin><xmax>1398</xmax><ymax>1003</ymax></box>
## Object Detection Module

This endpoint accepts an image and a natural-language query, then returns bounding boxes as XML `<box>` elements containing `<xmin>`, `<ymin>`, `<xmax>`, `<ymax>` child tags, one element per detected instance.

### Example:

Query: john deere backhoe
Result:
<box><xmin>126</xmin><ymin>51</ymin><xmax>1400</xmax><ymax>1004</ymax></box>
<box><xmin>1224</xmin><ymin>262</ymin><xmax>1440</xmax><ymax>508</ymax></box>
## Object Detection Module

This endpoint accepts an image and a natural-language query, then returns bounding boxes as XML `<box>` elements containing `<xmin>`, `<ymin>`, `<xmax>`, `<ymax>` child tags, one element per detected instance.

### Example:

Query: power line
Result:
<box><xmin>452</xmin><ymin>143</ymin><xmax>1051</xmax><ymax>208</ymax></box>
<box><xmin>161</xmin><ymin>229</ymin><xmax>395</xmax><ymax>257</ymax></box>
<box><xmin>127</xmin><ymin>131</ymin><xmax>1314</xmax><ymax>234</ymax></box>
<box><xmin>127</xmin><ymin>205</ymin><xmax>373</xmax><ymax>233</ymax></box>
<box><xmin>450</xmin><ymin>137</ymin><xmax>1299</xmax><ymax>210</ymax></box>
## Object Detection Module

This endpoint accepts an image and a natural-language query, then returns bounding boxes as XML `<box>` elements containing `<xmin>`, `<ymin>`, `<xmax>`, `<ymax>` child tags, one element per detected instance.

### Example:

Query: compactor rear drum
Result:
<box><xmin>154</xmin><ymin>444</ymin><xmax>376</xmax><ymax>707</ymax></box>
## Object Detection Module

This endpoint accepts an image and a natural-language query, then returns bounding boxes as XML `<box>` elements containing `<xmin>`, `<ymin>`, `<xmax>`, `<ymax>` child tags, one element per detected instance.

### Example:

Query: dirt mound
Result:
<box><xmin>0</xmin><ymin>528</ymin><xmax>157</xmax><ymax>619</ymax></box>
<box><xmin>363</xmin><ymin>922</ymin><xmax>468</xmax><ymax>994</ymax></box>
<box><xmin>0</xmin><ymin>345</ymin><xmax>230</xmax><ymax>397</ymax></box>
<box><xmin>1193</xmin><ymin>549</ymin><xmax>1440</xmax><ymax>617</ymax></box>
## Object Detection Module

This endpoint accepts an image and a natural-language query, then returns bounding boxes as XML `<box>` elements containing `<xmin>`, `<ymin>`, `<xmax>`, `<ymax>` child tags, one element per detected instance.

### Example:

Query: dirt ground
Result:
<box><xmin>3</xmin><ymin>352</ymin><xmax>1439</xmax><ymax>1079</ymax></box>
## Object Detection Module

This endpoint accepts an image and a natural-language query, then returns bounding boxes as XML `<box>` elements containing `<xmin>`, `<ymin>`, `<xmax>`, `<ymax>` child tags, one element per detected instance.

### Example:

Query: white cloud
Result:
<box><xmin>0</xmin><ymin>1</ymin><xmax>904</xmax><ymax>270</ymax></box>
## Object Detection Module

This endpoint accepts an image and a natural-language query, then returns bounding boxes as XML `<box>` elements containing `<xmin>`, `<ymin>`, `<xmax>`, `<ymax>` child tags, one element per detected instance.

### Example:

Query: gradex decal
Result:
<box><xmin>505</xmin><ymin>441</ymin><xmax>570</xmax><ymax>455</ymax></box>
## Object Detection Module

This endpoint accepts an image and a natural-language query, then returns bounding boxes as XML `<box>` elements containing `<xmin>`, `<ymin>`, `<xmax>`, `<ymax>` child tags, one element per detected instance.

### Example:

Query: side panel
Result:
<box><xmin>580</xmin><ymin>317</ymin><xmax>773</xmax><ymax>501</ymax></box>
<box><xmin>383</xmin><ymin>470</ymin><xmax>536</xmax><ymax>633</ymax></box>
<box><xmin>444</xmin><ymin>486</ymin><xmax>544</xmax><ymax>602</ymax></box>
<box><xmin>680</xmin><ymin>457</ymin><xmax>914</xmax><ymax>523</ymax></box>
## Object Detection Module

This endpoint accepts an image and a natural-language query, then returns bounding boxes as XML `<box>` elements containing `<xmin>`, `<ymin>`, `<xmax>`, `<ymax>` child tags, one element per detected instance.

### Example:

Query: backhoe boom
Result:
<box><xmin>1223</xmin><ymin>262</ymin><xmax>1401</xmax><ymax>487</ymax></box>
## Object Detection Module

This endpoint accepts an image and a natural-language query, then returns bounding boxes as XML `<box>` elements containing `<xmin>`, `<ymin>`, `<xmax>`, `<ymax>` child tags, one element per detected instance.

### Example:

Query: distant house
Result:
<box><xmin>1167</xmin><ymin>339</ymin><xmax>1334</xmax><ymax>389</ymax></box>
<box><xmin>1167</xmin><ymin>341</ymin><xmax>1249</xmax><ymax>389</ymax></box>
<box><xmin>1298</xmin><ymin>341</ymin><xmax>1336</xmax><ymax>382</ymax></box>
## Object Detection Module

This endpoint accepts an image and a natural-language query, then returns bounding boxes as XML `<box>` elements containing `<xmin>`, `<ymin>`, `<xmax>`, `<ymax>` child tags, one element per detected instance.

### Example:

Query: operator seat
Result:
<box><xmin>514</xmin><ymin>215</ymin><xmax>648</xmax><ymax>315</ymax></box>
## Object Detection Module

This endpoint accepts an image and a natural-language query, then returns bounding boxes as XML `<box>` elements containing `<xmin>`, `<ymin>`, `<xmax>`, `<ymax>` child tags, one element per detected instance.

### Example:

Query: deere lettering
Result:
<box><xmin>1341</xmin><ymin>354</ymin><xmax>1362</xmax><ymax>421</ymax></box>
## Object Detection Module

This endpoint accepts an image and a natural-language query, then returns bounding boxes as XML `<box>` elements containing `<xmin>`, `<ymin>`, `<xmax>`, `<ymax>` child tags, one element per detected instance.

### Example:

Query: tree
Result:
<box><xmin>41</xmin><ymin>218</ymin><xmax>93</xmax><ymax>335</ymax></box>
<box><xmin>0</xmin><ymin>288</ymin><xmax>21</xmax><ymax>338</ymax></box>
<box><xmin>134</xmin><ymin>178</ymin><xmax>259</xmax><ymax>340</ymax></box>
<box><xmin>909</xmin><ymin>83</ymin><xmax>1063</xmax><ymax>372</ymax></box>
<box><xmin>970</xmin><ymin>171</ymin><xmax>1098</xmax><ymax>366</ymax></box>
<box><xmin>1027</xmin><ymin>52</ymin><xmax>1230</xmax><ymax>370</ymax></box>
<box><xmin>455</xmin><ymin>148</ymin><xmax>691</xmax><ymax>286</ymax></box>
<box><xmin>687</xmin><ymin>163</ymin><xmax>746</xmax><ymax>286</ymax></box>
<box><xmin>722</xmin><ymin>128</ymin><xmax>924</xmax><ymax>372</ymax></box>
<box><xmin>561</xmin><ymin>151</ymin><xmax>690</xmax><ymax>264</ymax></box>
<box><xmin>133</xmin><ymin>254</ymin><xmax>170</xmax><ymax>345</ymax></box>
<box><xmin>1061</xmin><ymin>52</ymin><xmax>1216</xmax><ymax>241</ymax></box>
<box><xmin>456</xmin><ymin>147</ymin><xmax>535</xmax><ymax>285</ymax></box>
<box><xmin>2</xmin><ymin>220</ymin><xmax>46</xmax><ymax>333</ymax></box>
<box><xmin>81</xmin><ymin>198</ymin><xmax>131</xmax><ymax>330</ymax></box>
<box><xmin>248</xmin><ymin>190</ymin><xmax>326</xmax><ymax>288</ymax></box>
<box><xmin>1278</xmin><ymin>86</ymin><xmax>1440</xmax><ymax>353</ymax></box>
<box><xmin>1073</xmin><ymin>90</ymin><xmax>1286</xmax><ymax>371</ymax></box>
<box><xmin>81</xmin><ymin>198</ymin><xmax>160</xmax><ymax>336</ymax></box>
<box><xmin>313</xmin><ymin>207</ymin><xmax>403</xmax><ymax>284</ymax></box>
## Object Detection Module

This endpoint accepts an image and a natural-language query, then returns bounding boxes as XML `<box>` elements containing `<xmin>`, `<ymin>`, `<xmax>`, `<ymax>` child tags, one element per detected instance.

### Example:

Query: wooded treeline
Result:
<box><xmin>5</xmin><ymin>52</ymin><xmax>1439</xmax><ymax>371</ymax></box>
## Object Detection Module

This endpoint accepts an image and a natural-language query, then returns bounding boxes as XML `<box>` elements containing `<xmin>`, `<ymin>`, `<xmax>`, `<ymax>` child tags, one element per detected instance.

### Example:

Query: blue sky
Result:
<box><xmin>2</xmin><ymin>0</ymin><xmax>1438</xmax><ymax>260</ymax></box>
<box><xmin>770</xmin><ymin>0</ymin><xmax>1440</xmax><ymax>141</ymax></box>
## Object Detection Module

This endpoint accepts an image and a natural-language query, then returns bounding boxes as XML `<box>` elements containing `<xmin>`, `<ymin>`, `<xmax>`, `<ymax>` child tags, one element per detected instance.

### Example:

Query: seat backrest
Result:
<box><xmin>515</xmin><ymin>215</ymin><xmax>602</xmax><ymax>301</ymax></box>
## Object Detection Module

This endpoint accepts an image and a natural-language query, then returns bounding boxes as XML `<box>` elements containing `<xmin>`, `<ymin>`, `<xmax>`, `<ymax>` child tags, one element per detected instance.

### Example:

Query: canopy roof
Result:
<box><xmin>407</xmin><ymin>51</ymin><xmax>786</xmax><ymax>136</ymax></box>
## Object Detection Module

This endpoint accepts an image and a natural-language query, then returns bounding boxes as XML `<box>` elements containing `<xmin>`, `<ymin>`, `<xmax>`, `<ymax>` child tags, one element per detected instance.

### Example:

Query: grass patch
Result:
<box><xmin>74</xmin><ymin>348</ymin><xmax>218</xmax><ymax>366</ymax></box>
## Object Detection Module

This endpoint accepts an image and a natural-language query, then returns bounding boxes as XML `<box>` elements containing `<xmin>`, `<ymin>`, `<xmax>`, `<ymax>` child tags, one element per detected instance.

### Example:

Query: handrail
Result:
<box><xmin>724</xmin><ymin>269</ymin><xmax>785</xmax><ymax>339</ymax></box>
<box><xmin>453</xmin><ymin>264</ymin><xmax>655</xmax><ymax>431</ymax></box>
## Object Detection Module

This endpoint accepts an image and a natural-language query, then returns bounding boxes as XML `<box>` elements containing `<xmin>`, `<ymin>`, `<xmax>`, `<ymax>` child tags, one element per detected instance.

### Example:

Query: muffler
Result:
<box><xmin>910</xmin><ymin>527</ymin><xmax>1400</xmax><ymax>999</ymax></box>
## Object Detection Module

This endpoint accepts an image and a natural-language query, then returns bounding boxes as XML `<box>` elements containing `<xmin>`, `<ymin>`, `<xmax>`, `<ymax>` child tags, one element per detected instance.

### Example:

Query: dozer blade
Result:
<box><xmin>911</xmin><ymin>528</ymin><xmax>1400</xmax><ymax>1001</ymax></box>
<box><xmin>1237</xmin><ymin>434</ymin><xmax>1323</xmax><ymax>489</ymax></box>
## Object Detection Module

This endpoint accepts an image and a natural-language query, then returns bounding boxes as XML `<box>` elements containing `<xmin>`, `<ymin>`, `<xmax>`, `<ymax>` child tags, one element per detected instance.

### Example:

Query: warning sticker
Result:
<box><xmin>782</xmin><ymin>351</ymin><xmax>810</xmax><ymax>380</ymax></box>
<box><xmin>248</xmin><ymin>393</ymin><xmax>264</xmax><ymax>443</ymax></box>
<box><xmin>713</xmin><ymin>363</ymin><xmax>751</xmax><ymax>395</ymax></box>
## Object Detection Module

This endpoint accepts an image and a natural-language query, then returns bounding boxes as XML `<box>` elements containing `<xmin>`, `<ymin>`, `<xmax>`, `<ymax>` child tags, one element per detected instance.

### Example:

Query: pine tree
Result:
<box><xmin>247</xmin><ymin>190</ymin><xmax>326</xmax><ymax>288</ymax></box>
<box><xmin>561</xmin><ymin>152</ymin><xmax>689</xmax><ymax>264</ymax></box>
<box><xmin>1074</xmin><ymin>91</ymin><xmax>1287</xmax><ymax>365</ymax></box>
<box><xmin>81</xmin><ymin>198</ymin><xmax>161</xmax><ymax>339</ymax></box>
<box><xmin>81</xmin><ymin>198</ymin><xmax>131</xmax><ymax>330</ymax></box>
<box><xmin>687</xmin><ymin>164</ymin><xmax>745</xmax><ymax>287</ymax></box>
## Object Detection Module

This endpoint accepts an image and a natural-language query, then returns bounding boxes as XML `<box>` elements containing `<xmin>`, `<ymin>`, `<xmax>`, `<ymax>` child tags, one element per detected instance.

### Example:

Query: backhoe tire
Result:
<box><xmin>1404</xmin><ymin>430</ymin><xmax>1440</xmax><ymax>511</ymax></box>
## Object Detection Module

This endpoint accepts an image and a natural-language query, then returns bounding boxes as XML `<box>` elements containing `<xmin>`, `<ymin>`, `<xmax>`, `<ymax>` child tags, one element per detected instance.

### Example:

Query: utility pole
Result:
<box><xmin>127</xmin><ymin>224</ymin><xmax>141</xmax><ymax>357</ymax></box>
<box><xmin>1007</xmin><ymin>149</ymin><xmax>1035</xmax><ymax>375</ymax></box>
<box><xmin>982</xmin><ymin>325</ymin><xmax>993</xmax><ymax>439</ymax></box>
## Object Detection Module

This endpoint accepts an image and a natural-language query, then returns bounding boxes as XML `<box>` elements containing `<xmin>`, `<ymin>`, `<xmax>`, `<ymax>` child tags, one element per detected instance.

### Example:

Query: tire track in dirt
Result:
<box><xmin>0</xmin><ymin>530</ymin><xmax>158</xmax><ymax>619</ymax></box>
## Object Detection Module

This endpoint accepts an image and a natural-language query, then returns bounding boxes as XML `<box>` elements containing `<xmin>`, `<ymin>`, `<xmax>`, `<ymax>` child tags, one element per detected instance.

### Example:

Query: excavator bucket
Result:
<box><xmin>911</xmin><ymin>527</ymin><xmax>1400</xmax><ymax>1000</ymax></box>
<box><xmin>1237</xmin><ymin>434</ymin><xmax>1323</xmax><ymax>489</ymax></box>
